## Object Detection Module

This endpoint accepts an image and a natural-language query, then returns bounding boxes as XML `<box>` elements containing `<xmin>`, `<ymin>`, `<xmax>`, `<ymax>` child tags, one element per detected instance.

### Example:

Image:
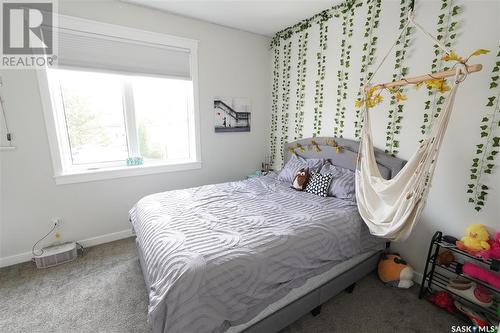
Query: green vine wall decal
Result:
<box><xmin>294</xmin><ymin>28</ymin><xmax>310</xmax><ymax>140</ymax></box>
<box><xmin>384</xmin><ymin>0</ymin><xmax>413</xmax><ymax>156</ymax></box>
<box><xmin>270</xmin><ymin>0</ymin><xmax>358</xmax><ymax>49</ymax></box>
<box><xmin>334</xmin><ymin>4</ymin><xmax>358</xmax><ymax>138</ymax></box>
<box><xmin>280</xmin><ymin>40</ymin><xmax>292</xmax><ymax>161</ymax></box>
<box><xmin>312</xmin><ymin>20</ymin><xmax>329</xmax><ymax>137</ymax></box>
<box><xmin>354</xmin><ymin>0</ymin><xmax>381</xmax><ymax>139</ymax></box>
<box><xmin>420</xmin><ymin>0</ymin><xmax>460</xmax><ymax>138</ymax></box>
<box><xmin>467</xmin><ymin>46</ymin><xmax>500</xmax><ymax>211</ymax></box>
<box><xmin>269</xmin><ymin>40</ymin><xmax>281</xmax><ymax>165</ymax></box>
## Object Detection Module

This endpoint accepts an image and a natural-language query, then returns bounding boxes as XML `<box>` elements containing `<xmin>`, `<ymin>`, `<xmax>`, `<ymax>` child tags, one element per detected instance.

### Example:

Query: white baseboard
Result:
<box><xmin>0</xmin><ymin>228</ymin><xmax>134</xmax><ymax>268</ymax></box>
<box><xmin>413</xmin><ymin>271</ymin><xmax>423</xmax><ymax>285</ymax></box>
<box><xmin>77</xmin><ymin>229</ymin><xmax>133</xmax><ymax>248</ymax></box>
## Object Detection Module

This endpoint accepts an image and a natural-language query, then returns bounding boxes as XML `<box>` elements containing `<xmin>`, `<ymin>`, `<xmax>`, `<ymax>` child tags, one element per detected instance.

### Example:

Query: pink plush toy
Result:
<box><xmin>477</xmin><ymin>232</ymin><xmax>500</xmax><ymax>261</ymax></box>
<box><xmin>462</xmin><ymin>262</ymin><xmax>500</xmax><ymax>289</ymax></box>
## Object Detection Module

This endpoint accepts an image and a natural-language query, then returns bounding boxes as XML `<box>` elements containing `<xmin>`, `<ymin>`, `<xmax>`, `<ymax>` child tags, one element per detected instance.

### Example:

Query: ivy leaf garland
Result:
<box><xmin>467</xmin><ymin>46</ymin><xmax>500</xmax><ymax>212</ymax></box>
<box><xmin>354</xmin><ymin>0</ymin><xmax>381</xmax><ymax>139</ymax></box>
<box><xmin>384</xmin><ymin>0</ymin><xmax>413</xmax><ymax>156</ymax></box>
<box><xmin>312</xmin><ymin>19</ymin><xmax>329</xmax><ymax>137</ymax></box>
<box><xmin>269</xmin><ymin>0</ymin><xmax>358</xmax><ymax>49</ymax></box>
<box><xmin>269</xmin><ymin>40</ymin><xmax>281</xmax><ymax>166</ymax></box>
<box><xmin>420</xmin><ymin>0</ymin><xmax>460</xmax><ymax>139</ymax></box>
<box><xmin>280</xmin><ymin>40</ymin><xmax>292</xmax><ymax>162</ymax></box>
<box><xmin>294</xmin><ymin>27</ymin><xmax>310</xmax><ymax>140</ymax></box>
<box><xmin>334</xmin><ymin>2</ymin><xmax>361</xmax><ymax>138</ymax></box>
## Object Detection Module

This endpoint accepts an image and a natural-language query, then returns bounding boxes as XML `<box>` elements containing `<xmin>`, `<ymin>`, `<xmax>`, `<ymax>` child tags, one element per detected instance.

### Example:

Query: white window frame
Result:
<box><xmin>37</xmin><ymin>15</ymin><xmax>201</xmax><ymax>185</ymax></box>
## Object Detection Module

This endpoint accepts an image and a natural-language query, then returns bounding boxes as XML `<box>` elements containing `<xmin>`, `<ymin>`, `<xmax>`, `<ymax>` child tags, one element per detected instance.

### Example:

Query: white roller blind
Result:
<box><xmin>46</xmin><ymin>27</ymin><xmax>191</xmax><ymax>79</ymax></box>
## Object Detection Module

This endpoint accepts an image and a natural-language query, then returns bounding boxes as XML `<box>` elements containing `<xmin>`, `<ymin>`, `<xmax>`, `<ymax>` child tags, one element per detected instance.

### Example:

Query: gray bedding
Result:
<box><xmin>130</xmin><ymin>173</ymin><xmax>383</xmax><ymax>333</ymax></box>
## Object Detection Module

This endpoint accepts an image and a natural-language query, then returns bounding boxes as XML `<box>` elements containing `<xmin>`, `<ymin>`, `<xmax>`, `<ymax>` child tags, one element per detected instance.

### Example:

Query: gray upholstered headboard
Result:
<box><xmin>284</xmin><ymin>137</ymin><xmax>406</xmax><ymax>179</ymax></box>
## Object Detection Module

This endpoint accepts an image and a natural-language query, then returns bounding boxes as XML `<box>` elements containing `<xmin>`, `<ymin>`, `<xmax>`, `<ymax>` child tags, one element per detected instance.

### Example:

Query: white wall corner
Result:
<box><xmin>413</xmin><ymin>270</ymin><xmax>423</xmax><ymax>285</ymax></box>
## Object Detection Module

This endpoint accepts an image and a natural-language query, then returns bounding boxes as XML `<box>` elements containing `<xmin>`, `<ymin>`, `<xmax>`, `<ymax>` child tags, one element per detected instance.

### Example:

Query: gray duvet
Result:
<box><xmin>129</xmin><ymin>173</ymin><xmax>382</xmax><ymax>333</ymax></box>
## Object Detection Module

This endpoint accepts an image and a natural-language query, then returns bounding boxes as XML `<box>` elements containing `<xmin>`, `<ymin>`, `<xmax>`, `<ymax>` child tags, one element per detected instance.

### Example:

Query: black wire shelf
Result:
<box><xmin>419</xmin><ymin>231</ymin><xmax>499</xmax><ymax>325</ymax></box>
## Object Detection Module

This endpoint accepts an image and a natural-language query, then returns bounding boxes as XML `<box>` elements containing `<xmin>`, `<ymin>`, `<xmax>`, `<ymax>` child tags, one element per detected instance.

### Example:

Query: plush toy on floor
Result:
<box><xmin>378</xmin><ymin>253</ymin><xmax>414</xmax><ymax>288</ymax></box>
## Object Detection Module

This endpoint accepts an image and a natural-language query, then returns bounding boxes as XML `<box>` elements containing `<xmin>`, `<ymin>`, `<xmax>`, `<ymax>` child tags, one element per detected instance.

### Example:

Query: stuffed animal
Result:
<box><xmin>378</xmin><ymin>253</ymin><xmax>414</xmax><ymax>289</ymax></box>
<box><xmin>456</xmin><ymin>224</ymin><xmax>491</xmax><ymax>254</ymax></box>
<box><xmin>436</xmin><ymin>250</ymin><xmax>455</xmax><ymax>267</ymax></box>
<box><xmin>292</xmin><ymin>168</ymin><xmax>309</xmax><ymax>191</ymax></box>
<box><xmin>462</xmin><ymin>262</ymin><xmax>500</xmax><ymax>289</ymax></box>
<box><xmin>478</xmin><ymin>231</ymin><xmax>500</xmax><ymax>261</ymax></box>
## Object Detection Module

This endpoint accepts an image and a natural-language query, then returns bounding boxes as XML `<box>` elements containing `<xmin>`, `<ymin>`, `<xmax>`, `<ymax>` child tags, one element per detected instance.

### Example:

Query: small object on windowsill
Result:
<box><xmin>127</xmin><ymin>156</ymin><xmax>144</xmax><ymax>166</ymax></box>
<box><xmin>247</xmin><ymin>170</ymin><xmax>262</xmax><ymax>179</ymax></box>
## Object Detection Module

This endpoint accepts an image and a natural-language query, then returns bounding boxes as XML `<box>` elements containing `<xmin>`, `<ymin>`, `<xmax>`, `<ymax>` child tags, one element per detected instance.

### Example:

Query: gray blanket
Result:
<box><xmin>130</xmin><ymin>174</ymin><xmax>382</xmax><ymax>333</ymax></box>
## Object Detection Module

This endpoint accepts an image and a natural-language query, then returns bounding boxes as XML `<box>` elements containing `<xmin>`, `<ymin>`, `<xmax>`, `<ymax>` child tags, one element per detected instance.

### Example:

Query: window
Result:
<box><xmin>48</xmin><ymin>68</ymin><xmax>195</xmax><ymax>169</ymax></box>
<box><xmin>39</xmin><ymin>16</ymin><xmax>200</xmax><ymax>184</ymax></box>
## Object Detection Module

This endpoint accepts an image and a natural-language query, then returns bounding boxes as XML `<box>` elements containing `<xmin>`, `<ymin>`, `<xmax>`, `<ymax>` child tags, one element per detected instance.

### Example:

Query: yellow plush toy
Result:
<box><xmin>457</xmin><ymin>224</ymin><xmax>491</xmax><ymax>253</ymax></box>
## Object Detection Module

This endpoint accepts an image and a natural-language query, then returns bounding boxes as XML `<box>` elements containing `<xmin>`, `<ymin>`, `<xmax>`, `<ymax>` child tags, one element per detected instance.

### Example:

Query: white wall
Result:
<box><xmin>271</xmin><ymin>0</ymin><xmax>499</xmax><ymax>276</ymax></box>
<box><xmin>0</xmin><ymin>0</ymin><xmax>271</xmax><ymax>266</ymax></box>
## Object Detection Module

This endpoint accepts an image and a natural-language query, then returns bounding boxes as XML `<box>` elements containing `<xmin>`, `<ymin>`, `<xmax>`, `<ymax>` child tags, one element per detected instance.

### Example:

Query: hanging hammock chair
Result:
<box><xmin>355</xmin><ymin>11</ymin><xmax>481</xmax><ymax>242</ymax></box>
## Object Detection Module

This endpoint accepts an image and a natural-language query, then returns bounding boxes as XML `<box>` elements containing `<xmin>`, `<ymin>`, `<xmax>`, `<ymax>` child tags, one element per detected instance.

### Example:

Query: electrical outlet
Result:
<box><xmin>52</xmin><ymin>218</ymin><xmax>63</xmax><ymax>227</ymax></box>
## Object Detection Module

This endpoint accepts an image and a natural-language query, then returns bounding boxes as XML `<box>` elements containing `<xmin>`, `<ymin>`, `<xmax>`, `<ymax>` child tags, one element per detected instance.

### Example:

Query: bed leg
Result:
<box><xmin>345</xmin><ymin>283</ymin><xmax>356</xmax><ymax>294</ymax></box>
<box><xmin>310</xmin><ymin>305</ymin><xmax>322</xmax><ymax>317</ymax></box>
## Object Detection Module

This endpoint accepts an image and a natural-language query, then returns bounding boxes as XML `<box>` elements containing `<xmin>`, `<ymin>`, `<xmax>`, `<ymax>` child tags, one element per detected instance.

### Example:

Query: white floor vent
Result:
<box><xmin>33</xmin><ymin>242</ymin><xmax>78</xmax><ymax>268</ymax></box>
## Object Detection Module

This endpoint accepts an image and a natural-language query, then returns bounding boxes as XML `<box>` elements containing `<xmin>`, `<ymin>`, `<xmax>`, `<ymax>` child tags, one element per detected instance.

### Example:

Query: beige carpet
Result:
<box><xmin>0</xmin><ymin>237</ymin><xmax>463</xmax><ymax>332</ymax></box>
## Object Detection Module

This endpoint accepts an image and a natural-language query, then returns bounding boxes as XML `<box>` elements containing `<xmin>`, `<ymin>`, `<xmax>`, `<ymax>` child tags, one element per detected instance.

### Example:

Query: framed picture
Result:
<box><xmin>214</xmin><ymin>96</ymin><xmax>251</xmax><ymax>132</ymax></box>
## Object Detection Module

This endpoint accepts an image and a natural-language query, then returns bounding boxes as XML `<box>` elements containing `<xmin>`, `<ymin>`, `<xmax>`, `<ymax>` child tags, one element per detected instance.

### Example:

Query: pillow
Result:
<box><xmin>320</xmin><ymin>163</ymin><xmax>356</xmax><ymax>200</ymax></box>
<box><xmin>304</xmin><ymin>172</ymin><xmax>333</xmax><ymax>197</ymax></box>
<box><xmin>278</xmin><ymin>154</ymin><xmax>324</xmax><ymax>184</ymax></box>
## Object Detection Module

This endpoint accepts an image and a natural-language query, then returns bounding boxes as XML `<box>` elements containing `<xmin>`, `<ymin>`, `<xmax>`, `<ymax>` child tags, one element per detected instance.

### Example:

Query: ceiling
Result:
<box><xmin>124</xmin><ymin>1</ymin><xmax>336</xmax><ymax>36</ymax></box>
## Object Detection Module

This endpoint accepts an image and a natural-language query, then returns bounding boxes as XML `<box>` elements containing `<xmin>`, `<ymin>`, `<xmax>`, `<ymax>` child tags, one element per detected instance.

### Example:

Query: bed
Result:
<box><xmin>129</xmin><ymin>137</ymin><xmax>406</xmax><ymax>333</ymax></box>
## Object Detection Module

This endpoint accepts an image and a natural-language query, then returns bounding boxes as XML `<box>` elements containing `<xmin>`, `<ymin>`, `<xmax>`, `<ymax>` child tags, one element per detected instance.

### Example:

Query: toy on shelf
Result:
<box><xmin>436</xmin><ymin>250</ymin><xmax>455</xmax><ymax>267</ymax></box>
<box><xmin>428</xmin><ymin>291</ymin><xmax>456</xmax><ymax>313</ymax></box>
<box><xmin>478</xmin><ymin>232</ymin><xmax>500</xmax><ymax>261</ymax></box>
<box><xmin>456</xmin><ymin>224</ymin><xmax>491</xmax><ymax>256</ymax></box>
<box><xmin>460</xmin><ymin>262</ymin><xmax>500</xmax><ymax>289</ymax></box>
<box><xmin>378</xmin><ymin>253</ymin><xmax>414</xmax><ymax>289</ymax></box>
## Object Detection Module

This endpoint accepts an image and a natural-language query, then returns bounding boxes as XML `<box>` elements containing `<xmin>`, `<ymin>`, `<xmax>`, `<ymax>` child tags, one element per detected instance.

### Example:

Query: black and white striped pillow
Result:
<box><xmin>304</xmin><ymin>172</ymin><xmax>333</xmax><ymax>197</ymax></box>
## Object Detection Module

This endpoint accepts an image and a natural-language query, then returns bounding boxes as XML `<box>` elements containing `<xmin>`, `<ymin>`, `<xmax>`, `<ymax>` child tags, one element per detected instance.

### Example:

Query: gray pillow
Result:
<box><xmin>376</xmin><ymin>163</ymin><xmax>391</xmax><ymax>180</ymax></box>
<box><xmin>320</xmin><ymin>163</ymin><xmax>356</xmax><ymax>201</ymax></box>
<box><xmin>278</xmin><ymin>154</ymin><xmax>325</xmax><ymax>184</ymax></box>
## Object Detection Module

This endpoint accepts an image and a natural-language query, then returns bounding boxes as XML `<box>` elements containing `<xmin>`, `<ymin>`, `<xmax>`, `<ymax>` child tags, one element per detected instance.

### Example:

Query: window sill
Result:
<box><xmin>54</xmin><ymin>161</ymin><xmax>202</xmax><ymax>185</ymax></box>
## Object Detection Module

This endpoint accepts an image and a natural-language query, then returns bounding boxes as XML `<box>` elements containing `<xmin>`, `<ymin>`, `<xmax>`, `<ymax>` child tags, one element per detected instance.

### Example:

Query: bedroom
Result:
<box><xmin>0</xmin><ymin>0</ymin><xmax>499</xmax><ymax>332</ymax></box>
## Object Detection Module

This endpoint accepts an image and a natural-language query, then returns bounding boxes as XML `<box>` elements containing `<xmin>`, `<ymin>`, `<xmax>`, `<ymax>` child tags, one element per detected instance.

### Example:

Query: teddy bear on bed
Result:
<box><xmin>292</xmin><ymin>167</ymin><xmax>310</xmax><ymax>191</ymax></box>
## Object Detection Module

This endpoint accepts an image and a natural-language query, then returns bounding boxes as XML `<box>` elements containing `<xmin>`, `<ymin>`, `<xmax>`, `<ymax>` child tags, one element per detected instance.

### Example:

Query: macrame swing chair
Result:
<box><xmin>355</xmin><ymin>9</ymin><xmax>483</xmax><ymax>242</ymax></box>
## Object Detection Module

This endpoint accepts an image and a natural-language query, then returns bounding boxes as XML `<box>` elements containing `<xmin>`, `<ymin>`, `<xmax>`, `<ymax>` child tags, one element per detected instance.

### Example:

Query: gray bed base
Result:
<box><xmin>241</xmin><ymin>250</ymin><xmax>382</xmax><ymax>333</ymax></box>
<box><xmin>136</xmin><ymin>237</ymin><xmax>382</xmax><ymax>333</ymax></box>
<box><xmin>135</xmin><ymin>137</ymin><xmax>404</xmax><ymax>333</ymax></box>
